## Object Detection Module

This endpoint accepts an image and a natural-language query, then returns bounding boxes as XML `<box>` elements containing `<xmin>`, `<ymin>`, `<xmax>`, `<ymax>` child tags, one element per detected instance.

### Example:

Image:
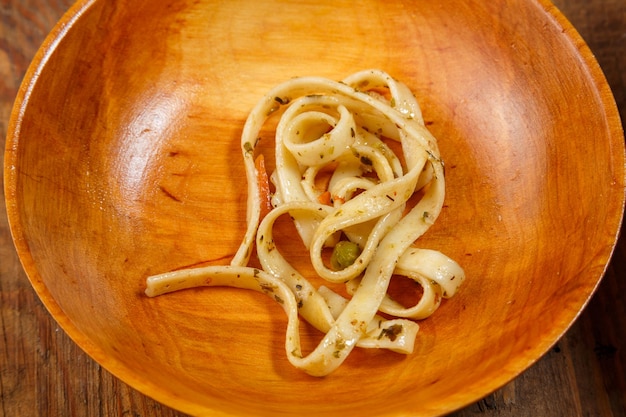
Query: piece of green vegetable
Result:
<box><xmin>330</xmin><ymin>241</ymin><xmax>361</xmax><ymax>270</ymax></box>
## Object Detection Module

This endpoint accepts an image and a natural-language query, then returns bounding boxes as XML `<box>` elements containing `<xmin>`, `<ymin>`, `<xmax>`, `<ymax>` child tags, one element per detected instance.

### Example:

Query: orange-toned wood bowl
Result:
<box><xmin>4</xmin><ymin>0</ymin><xmax>624</xmax><ymax>416</ymax></box>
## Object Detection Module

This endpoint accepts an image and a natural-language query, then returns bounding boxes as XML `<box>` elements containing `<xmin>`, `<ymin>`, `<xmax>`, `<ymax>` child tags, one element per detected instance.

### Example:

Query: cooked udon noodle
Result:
<box><xmin>145</xmin><ymin>69</ymin><xmax>465</xmax><ymax>376</ymax></box>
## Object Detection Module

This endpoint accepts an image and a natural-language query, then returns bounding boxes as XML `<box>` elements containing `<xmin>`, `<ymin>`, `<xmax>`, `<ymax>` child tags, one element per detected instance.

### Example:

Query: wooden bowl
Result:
<box><xmin>5</xmin><ymin>0</ymin><xmax>624</xmax><ymax>415</ymax></box>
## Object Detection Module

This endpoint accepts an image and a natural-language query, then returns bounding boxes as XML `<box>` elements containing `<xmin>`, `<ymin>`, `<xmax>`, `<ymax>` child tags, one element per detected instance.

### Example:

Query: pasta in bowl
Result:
<box><xmin>145</xmin><ymin>69</ymin><xmax>466</xmax><ymax>376</ymax></box>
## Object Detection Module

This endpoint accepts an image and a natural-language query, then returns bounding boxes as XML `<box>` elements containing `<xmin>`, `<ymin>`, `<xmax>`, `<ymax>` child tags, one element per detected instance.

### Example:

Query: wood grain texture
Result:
<box><xmin>1</xmin><ymin>0</ymin><xmax>624</xmax><ymax>416</ymax></box>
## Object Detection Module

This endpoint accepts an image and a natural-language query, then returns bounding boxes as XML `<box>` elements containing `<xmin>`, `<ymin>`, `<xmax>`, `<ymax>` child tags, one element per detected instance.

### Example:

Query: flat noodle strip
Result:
<box><xmin>145</xmin><ymin>69</ymin><xmax>465</xmax><ymax>376</ymax></box>
<box><xmin>254</xmin><ymin>201</ymin><xmax>420</xmax><ymax>355</ymax></box>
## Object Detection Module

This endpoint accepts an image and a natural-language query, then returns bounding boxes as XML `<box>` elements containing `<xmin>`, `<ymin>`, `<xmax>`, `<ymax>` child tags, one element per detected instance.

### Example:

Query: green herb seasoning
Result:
<box><xmin>274</xmin><ymin>96</ymin><xmax>291</xmax><ymax>105</ymax></box>
<box><xmin>378</xmin><ymin>324</ymin><xmax>403</xmax><ymax>342</ymax></box>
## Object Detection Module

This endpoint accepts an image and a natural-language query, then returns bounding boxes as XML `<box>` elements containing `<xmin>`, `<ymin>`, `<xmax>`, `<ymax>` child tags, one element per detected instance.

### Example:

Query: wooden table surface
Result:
<box><xmin>1</xmin><ymin>1</ymin><xmax>624</xmax><ymax>416</ymax></box>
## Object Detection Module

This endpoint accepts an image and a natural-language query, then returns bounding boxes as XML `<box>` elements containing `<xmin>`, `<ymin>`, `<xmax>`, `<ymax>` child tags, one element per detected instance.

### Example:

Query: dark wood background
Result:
<box><xmin>1</xmin><ymin>0</ymin><xmax>624</xmax><ymax>415</ymax></box>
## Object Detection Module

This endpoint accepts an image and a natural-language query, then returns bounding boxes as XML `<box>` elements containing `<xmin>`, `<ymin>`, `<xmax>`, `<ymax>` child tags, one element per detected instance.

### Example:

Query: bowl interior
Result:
<box><xmin>5</xmin><ymin>0</ymin><xmax>624</xmax><ymax>416</ymax></box>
